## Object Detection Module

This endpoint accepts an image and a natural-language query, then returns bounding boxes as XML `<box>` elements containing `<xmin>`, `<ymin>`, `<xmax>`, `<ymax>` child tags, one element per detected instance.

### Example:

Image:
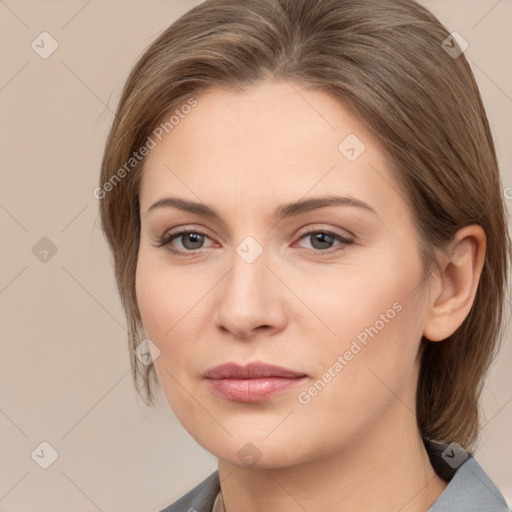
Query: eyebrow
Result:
<box><xmin>146</xmin><ymin>195</ymin><xmax>377</xmax><ymax>221</ymax></box>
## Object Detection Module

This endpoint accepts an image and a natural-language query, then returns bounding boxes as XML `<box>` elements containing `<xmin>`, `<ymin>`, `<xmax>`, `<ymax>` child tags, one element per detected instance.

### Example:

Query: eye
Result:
<box><xmin>296</xmin><ymin>229</ymin><xmax>353</xmax><ymax>253</ymax></box>
<box><xmin>157</xmin><ymin>229</ymin><xmax>215</xmax><ymax>253</ymax></box>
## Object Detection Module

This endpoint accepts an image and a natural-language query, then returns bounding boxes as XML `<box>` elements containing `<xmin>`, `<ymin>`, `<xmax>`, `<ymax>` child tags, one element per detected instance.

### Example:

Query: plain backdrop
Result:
<box><xmin>1</xmin><ymin>1</ymin><xmax>511</xmax><ymax>511</ymax></box>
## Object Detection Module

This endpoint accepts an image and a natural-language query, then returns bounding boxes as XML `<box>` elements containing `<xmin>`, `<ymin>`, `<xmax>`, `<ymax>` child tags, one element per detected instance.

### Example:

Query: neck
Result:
<box><xmin>217</xmin><ymin>404</ymin><xmax>447</xmax><ymax>512</ymax></box>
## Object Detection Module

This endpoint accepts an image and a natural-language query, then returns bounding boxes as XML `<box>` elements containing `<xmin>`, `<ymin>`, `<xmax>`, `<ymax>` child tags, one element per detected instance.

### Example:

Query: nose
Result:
<box><xmin>215</xmin><ymin>248</ymin><xmax>288</xmax><ymax>340</ymax></box>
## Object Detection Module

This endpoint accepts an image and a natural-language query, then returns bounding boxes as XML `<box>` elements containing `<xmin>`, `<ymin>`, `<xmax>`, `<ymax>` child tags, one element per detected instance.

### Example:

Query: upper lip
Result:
<box><xmin>204</xmin><ymin>362</ymin><xmax>307</xmax><ymax>379</ymax></box>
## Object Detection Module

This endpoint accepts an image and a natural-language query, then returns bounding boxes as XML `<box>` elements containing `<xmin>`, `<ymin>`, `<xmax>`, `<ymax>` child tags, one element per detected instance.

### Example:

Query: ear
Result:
<box><xmin>423</xmin><ymin>225</ymin><xmax>486</xmax><ymax>342</ymax></box>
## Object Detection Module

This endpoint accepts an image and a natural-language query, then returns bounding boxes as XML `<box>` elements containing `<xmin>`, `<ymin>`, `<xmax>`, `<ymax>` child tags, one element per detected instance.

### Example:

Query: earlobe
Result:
<box><xmin>423</xmin><ymin>225</ymin><xmax>487</xmax><ymax>342</ymax></box>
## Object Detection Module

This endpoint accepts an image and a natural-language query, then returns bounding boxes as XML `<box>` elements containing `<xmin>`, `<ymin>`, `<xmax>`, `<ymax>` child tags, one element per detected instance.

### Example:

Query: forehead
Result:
<box><xmin>140</xmin><ymin>80</ymin><xmax>405</xmax><ymax>221</ymax></box>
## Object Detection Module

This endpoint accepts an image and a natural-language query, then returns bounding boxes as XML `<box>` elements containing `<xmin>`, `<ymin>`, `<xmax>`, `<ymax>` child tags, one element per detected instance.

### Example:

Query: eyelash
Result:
<box><xmin>156</xmin><ymin>228</ymin><xmax>353</xmax><ymax>257</ymax></box>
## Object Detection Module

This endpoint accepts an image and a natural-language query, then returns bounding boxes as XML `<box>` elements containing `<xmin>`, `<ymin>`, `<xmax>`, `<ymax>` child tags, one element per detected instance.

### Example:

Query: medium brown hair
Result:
<box><xmin>99</xmin><ymin>0</ymin><xmax>510</xmax><ymax>450</ymax></box>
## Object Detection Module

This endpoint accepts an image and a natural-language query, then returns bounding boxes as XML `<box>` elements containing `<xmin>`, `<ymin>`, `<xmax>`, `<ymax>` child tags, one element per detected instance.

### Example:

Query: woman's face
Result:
<box><xmin>136</xmin><ymin>80</ymin><xmax>432</xmax><ymax>468</ymax></box>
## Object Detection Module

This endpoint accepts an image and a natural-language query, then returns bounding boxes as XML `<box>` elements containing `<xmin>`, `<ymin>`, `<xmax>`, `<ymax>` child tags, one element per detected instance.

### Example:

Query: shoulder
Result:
<box><xmin>157</xmin><ymin>471</ymin><xmax>220</xmax><ymax>512</ymax></box>
<box><xmin>426</xmin><ymin>441</ymin><xmax>510</xmax><ymax>512</ymax></box>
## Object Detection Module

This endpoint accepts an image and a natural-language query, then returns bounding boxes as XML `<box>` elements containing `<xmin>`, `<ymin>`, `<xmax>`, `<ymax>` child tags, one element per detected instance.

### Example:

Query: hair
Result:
<box><xmin>99</xmin><ymin>0</ymin><xmax>510</xmax><ymax>450</ymax></box>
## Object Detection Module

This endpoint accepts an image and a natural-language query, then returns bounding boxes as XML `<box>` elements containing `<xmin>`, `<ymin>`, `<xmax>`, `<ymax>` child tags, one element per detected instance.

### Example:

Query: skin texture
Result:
<box><xmin>136</xmin><ymin>80</ymin><xmax>486</xmax><ymax>511</ymax></box>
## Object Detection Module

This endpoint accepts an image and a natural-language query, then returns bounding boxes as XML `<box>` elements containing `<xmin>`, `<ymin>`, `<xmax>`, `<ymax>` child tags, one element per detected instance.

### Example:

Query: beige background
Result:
<box><xmin>0</xmin><ymin>1</ymin><xmax>511</xmax><ymax>510</ymax></box>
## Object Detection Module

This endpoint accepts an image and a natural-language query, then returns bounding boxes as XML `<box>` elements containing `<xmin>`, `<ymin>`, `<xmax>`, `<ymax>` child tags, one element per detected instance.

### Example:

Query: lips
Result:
<box><xmin>204</xmin><ymin>362</ymin><xmax>307</xmax><ymax>403</ymax></box>
<box><xmin>204</xmin><ymin>362</ymin><xmax>306</xmax><ymax>379</ymax></box>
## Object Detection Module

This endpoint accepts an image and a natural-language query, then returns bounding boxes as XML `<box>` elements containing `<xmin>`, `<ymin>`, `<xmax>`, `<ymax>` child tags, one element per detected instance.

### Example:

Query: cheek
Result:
<box><xmin>135</xmin><ymin>259</ymin><xmax>167</xmax><ymax>340</ymax></box>
<box><xmin>292</xmin><ymin>251</ymin><xmax>422</xmax><ymax>356</ymax></box>
<box><xmin>292</xmin><ymin>297</ymin><xmax>423</xmax><ymax>456</ymax></box>
<box><xmin>135</xmin><ymin>253</ymin><xmax>185</xmax><ymax>382</ymax></box>
<box><xmin>135</xmin><ymin>250</ymin><xmax>213</xmax><ymax>381</ymax></box>
<box><xmin>136</xmin><ymin>250</ymin><xmax>197</xmax><ymax>338</ymax></box>
<box><xmin>135</xmin><ymin>255</ymin><xmax>197</xmax><ymax>414</ymax></box>
<box><xmin>299</xmin><ymin>253</ymin><xmax>426</xmax><ymax>404</ymax></box>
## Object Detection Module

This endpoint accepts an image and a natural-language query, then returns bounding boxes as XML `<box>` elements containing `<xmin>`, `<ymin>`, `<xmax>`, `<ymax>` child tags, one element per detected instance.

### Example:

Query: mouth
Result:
<box><xmin>204</xmin><ymin>362</ymin><xmax>308</xmax><ymax>403</ymax></box>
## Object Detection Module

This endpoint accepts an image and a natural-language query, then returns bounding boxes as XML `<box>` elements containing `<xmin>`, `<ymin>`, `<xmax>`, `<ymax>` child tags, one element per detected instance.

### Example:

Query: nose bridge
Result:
<box><xmin>224</xmin><ymin>242</ymin><xmax>271</xmax><ymax>312</ymax></box>
<box><xmin>215</xmin><ymin>238</ymin><xmax>286</xmax><ymax>337</ymax></box>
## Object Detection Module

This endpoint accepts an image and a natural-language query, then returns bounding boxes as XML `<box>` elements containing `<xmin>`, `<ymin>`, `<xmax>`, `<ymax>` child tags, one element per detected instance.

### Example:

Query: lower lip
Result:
<box><xmin>206</xmin><ymin>377</ymin><xmax>307</xmax><ymax>402</ymax></box>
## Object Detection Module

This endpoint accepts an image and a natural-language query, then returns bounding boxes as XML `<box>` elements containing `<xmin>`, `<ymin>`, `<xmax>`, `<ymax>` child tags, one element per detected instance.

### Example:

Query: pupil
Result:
<box><xmin>312</xmin><ymin>233</ymin><xmax>333</xmax><ymax>250</ymax></box>
<box><xmin>184</xmin><ymin>233</ymin><xmax>203</xmax><ymax>249</ymax></box>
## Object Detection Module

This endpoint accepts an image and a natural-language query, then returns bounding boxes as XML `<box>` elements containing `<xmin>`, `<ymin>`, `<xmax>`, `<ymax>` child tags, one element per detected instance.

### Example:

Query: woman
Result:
<box><xmin>98</xmin><ymin>0</ymin><xmax>511</xmax><ymax>510</ymax></box>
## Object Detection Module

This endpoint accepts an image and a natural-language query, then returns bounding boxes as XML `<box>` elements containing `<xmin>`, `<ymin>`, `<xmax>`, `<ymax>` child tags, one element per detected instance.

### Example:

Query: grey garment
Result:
<box><xmin>159</xmin><ymin>470</ymin><xmax>220</xmax><ymax>512</ymax></box>
<box><xmin>428</xmin><ymin>456</ymin><xmax>510</xmax><ymax>512</ymax></box>
<box><xmin>159</xmin><ymin>447</ymin><xmax>510</xmax><ymax>512</ymax></box>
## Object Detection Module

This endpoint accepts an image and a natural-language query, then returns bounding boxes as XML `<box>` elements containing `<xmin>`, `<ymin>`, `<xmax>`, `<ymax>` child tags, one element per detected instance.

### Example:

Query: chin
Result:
<box><xmin>196</xmin><ymin>428</ymin><xmax>325</xmax><ymax>470</ymax></box>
